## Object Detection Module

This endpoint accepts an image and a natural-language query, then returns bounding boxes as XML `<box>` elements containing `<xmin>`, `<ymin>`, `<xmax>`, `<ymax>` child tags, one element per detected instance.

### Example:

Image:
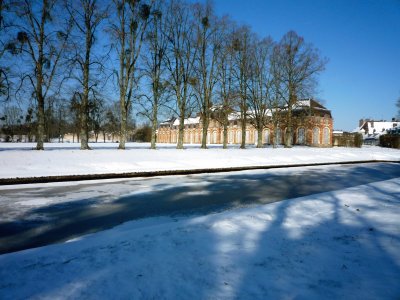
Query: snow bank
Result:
<box><xmin>0</xmin><ymin>178</ymin><xmax>399</xmax><ymax>299</ymax></box>
<box><xmin>0</xmin><ymin>143</ymin><xmax>399</xmax><ymax>179</ymax></box>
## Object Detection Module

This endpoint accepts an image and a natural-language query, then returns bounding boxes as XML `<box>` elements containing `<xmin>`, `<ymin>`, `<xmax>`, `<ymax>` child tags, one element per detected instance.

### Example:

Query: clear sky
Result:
<box><xmin>208</xmin><ymin>0</ymin><xmax>400</xmax><ymax>130</ymax></box>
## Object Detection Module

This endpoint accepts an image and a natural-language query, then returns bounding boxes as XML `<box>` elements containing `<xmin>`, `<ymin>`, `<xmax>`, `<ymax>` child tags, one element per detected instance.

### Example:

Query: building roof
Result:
<box><xmin>355</xmin><ymin>119</ymin><xmax>399</xmax><ymax>136</ymax></box>
<box><xmin>172</xmin><ymin>117</ymin><xmax>200</xmax><ymax>126</ymax></box>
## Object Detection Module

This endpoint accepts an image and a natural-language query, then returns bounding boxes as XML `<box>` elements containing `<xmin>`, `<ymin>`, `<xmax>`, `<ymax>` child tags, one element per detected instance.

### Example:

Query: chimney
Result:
<box><xmin>359</xmin><ymin>119</ymin><xmax>364</xmax><ymax>127</ymax></box>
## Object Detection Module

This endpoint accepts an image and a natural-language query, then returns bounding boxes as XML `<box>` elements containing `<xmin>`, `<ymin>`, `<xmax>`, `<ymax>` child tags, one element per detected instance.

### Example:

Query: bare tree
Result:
<box><xmin>9</xmin><ymin>0</ymin><xmax>72</xmax><ymax>149</ymax></box>
<box><xmin>0</xmin><ymin>105</ymin><xmax>23</xmax><ymax>141</ymax></box>
<box><xmin>110</xmin><ymin>0</ymin><xmax>151</xmax><ymax>149</ymax></box>
<box><xmin>139</xmin><ymin>1</ymin><xmax>169</xmax><ymax>149</ymax></box>
<box><xmin>247</xmin><ymin>36</ymin><xmax>274</xmax><ymax>148</ymax></box>
<box><xmin>88</xmin><ymin>92</ymin><xmax>106</xmax><ymax>142</ymax></box>
<box><xmin>69</xmin><ymin>91</ymin><xmax>82</xmax><ymax>142</ymax></box>
<box><xmin>192</xmin><ymin>1</ymin><xmax>220</xmax><ymax>149</ymax></box>
<box><xmin>66</xmin><ymin>0</ymin><xmax>108</xmax><ymax>149</ymax></box>
<box><xmin>232</xmin><ymin>25</ymin><xmax>252</xmax><ymax>149</ymax></box>
<box><xmin>0</xmin><ymin>0</ymin><xmax>14</xmax><ymax>101</ymax></box>
<box><xmin>272</xmin><ymin>31</ymin><xmax>327</xmax><ymax>147</ymax></box>
<box><xmin>103</xmin><ymin>100</ymin><xmax>121</xmax><ymax>142</ymax></box>
<box><xmin>214</xmin><ymin>17</ymin><xmax>236</xmax><ymax>149</ymax></box>
<box><xmin>164</xmin><ymin>0</ymin><xmax>197</xmax><ymax>149</ymax></box>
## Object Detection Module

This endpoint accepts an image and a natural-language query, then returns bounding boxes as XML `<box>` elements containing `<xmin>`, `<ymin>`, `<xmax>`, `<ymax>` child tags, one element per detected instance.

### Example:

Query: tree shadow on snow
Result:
<box><xmin>0</xmin><ymin>163</ymin><xmax>399</xmax><ymax>298</ymax></box>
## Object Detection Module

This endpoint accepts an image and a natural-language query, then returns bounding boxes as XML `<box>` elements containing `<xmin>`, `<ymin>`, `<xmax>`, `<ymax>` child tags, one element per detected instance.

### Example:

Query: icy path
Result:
<box><xmin>0</xmin><ymin>177</ymin><xmax>399</xmax><ymax>299</ymax></box>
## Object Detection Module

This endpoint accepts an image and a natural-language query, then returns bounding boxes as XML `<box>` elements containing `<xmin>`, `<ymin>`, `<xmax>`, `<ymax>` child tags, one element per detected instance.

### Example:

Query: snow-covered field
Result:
<box><xmin>0</xmin><ymin>142</ymin><xmax>399</xmax><ymax>179</ymax></box>
<box><xmin>0</xmin><ymin>177</ymin><xmax>399</xmax><ymax>299</ymax></box>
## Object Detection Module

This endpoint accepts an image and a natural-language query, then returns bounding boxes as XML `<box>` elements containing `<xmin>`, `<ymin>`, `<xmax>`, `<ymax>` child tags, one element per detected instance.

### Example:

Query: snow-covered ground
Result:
<box><xmin>0</xmin><ymin>176</ymin><xmax>399</xmax><ymax>299</ymax></box>
<box><xmin>0</xmin><ymin>142</ymin><xmax>399</xmax><ymax>179</ymax></box>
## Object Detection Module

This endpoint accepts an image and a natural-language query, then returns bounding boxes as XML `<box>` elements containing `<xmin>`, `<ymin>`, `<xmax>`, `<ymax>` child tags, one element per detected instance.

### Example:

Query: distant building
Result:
<box><xmin>354</xmin><ymin>118</ymin><xmax>400</xmax><ymax>142</ymax></box>
<box><xmin>157</xmin><ymin>99</ymin><xmax>333</xmax><ymax>147</ymax></box>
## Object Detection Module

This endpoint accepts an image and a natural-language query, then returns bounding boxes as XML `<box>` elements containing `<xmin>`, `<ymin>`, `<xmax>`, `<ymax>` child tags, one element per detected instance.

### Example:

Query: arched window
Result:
<box><xmin>229</xmin><ymin>130</ymin><xmax>233</xmax><ymax>144</ymax></box>
<box><xmin>213</xmin><ymin>131</ymin><xmax>217</xmax><ymax>144</ymax></box>
<box><xmin>263</xmin><ymin>129</ymin><xmax>270</xmax><ymax>144</ymax></box>
<box><xmin>185</xmin><ymin>131</ymin><xmax>189</xmax><ymax>143</ymax></box>
<box><xmin>275</xmin><ymin>128</ymin><xmax>282</xmax><ymax>145</ymax></box>
<box><xmin>297</xmin><ymin>128</ymin><xmax>305</xmax><ymax>145</ymax></box>
<box><xmin>237</xmin><ymin>131</ymin><xmax>241</xmax><ymax>144</ymax></box>
<box><xmin>323</xmin><ymin>127</ymin><xmax>330</xmax><ymax>145</ymax></box>
<box><xmin>313</xmin><ymin>127</ymin><xmax>320</xmax><ymax>145</ymax></box>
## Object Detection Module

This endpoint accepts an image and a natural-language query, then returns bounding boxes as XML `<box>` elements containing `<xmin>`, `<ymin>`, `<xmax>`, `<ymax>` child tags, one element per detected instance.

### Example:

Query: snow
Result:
<box><xmin>0</xmin><ymin>143</ymin><xmax>399</xmax><ymax>179</ymax></box>
<box><xmin>173</xmin><ymin>116</ymin><xmax>200</xmax><ymax>125</ymax></box>
<box><xmin>0</xmin><ymin>176</ymin><xmax>399</xmax><ymax>299</ymax></box>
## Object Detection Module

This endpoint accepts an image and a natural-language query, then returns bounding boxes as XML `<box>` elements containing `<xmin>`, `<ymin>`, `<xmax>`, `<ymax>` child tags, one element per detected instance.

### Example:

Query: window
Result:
<box><xmin>275</xmin><ymin>128</ymin><xmax>281</xmax><ymax>145</ymax></box>
<box><xmin>263</xmin><ymin>129</ymin><xmax>270</xmax><ymax>144</ymax></box>
<box><xmin>323</xmin><ymin>127</ymin><xmax>330</xmax><ymax>145</ymax></box>
<box><xmin>313</xmin><ymin>127</ymin><xmax>320</xmax><ymax>145</ymax></box>
<box><xmin>297</xmin><ymin>128</ymin><xmax>305</xmax><ymax>145</ymax></box>
<box><xmin>237</xmin><ymin>131</ymin><xmax>241</xmax><ymax>143</ymax></box>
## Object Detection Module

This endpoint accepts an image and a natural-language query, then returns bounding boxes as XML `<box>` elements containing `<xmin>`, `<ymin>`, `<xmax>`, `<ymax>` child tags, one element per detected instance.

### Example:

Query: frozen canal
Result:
<box><xmin>0</xmin><ymin>162</ymin><xmax>399</xmax><ymax>254</ymax></box>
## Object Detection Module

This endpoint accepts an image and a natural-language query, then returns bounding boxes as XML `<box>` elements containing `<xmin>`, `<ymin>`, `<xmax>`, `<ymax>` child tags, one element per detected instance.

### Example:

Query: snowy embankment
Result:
<box><xmin>0</xmin><ymin>177</ymin><xmax>399</xmax><ymax>299</ymax></box>
<box><xmin>0</xmin><ymin>142</ymin><xmax>399</xmax><ymax>179</ymax></box>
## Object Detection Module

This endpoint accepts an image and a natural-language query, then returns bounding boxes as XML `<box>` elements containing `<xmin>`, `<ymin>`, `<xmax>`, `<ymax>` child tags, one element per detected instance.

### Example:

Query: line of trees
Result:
<box><xmin>0</xmin><ymin>0</ymin><xmax>327</xmax><ymax>150</ymax></box>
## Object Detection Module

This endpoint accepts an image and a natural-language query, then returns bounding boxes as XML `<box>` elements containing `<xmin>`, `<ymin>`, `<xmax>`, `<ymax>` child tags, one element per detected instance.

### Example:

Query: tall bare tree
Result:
<box><xmin>247</xmin><ymin>36</ymin><xmax>274</xmax><ymax>148</ymax></box>
<box><xmin>139</xmin><ymin>1</ymin><xmax>168</xmax><ymax>149</ymax></box>
<box><xmin>110</xmin><ymin>0</ymin><xmax>151</xmax><ymax>150</ymax></box>
<box><xmin>164</xmin><ymin>0</ymin><xmax>197</xmax><ymax>149</ymax></box>
<box><xmin>214</xmin><ymin>17</ymin><xmax>236</xmax><ymax>149</ymax></box>
<box><xmin>272</xmin><ymin>31</ymin><xmax>327</xmax><ymax>148</ymax></box>
<box><xmin>9</xmin><ymin>0</ymin><xmax>71</xmax><ymax>150</ymax></box>
<box><xmin>66</xmin><ymin>0</ymin><xmax>108</xmax><ymax>150</ymax></box>
<box><xmin>192</xmin><ymin>1</ymin><xmax>220</xmax><ymax>149</ymax></box>
<box><xmin>232</xmin><ymin>25</ymin><xmax>252</xmax><ymax>149</ymax></box>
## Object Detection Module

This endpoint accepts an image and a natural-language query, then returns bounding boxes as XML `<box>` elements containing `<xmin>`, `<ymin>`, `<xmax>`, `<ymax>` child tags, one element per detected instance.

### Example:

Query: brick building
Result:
<box><xmin>157</xmin><ymin>99</ymin><xmax>333</xmax><ymax>147</ymax></box>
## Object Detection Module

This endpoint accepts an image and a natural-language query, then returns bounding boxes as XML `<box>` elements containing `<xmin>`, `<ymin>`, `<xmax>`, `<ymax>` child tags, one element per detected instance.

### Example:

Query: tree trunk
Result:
<box><xmin>257</xmin><ymin>127</ymin><xmax>263</xmax><ymax>148</ymax></box>
<box><xmin>80</xmin><ymin>6</ymin><xmax>92</xmax><ymax>150</ymax></box>
<box><xmin>150</xmin><ymin>104</ymin><xmax>158</xmax><ymax>149</ymax></box>
<box><xmin>177</xmin><ymin>113</ymin><xmax>185</xmax><ymax>149</ymax></box>
<box><xmin>80</xmin><ymin>59</ymin><xmax>90</xmax><ymax>148</ymax></box>
<box><xmin>119</xmin><ymin>102</ymin><xmax>127</xmax><ymax>149</ymax></box>
<box><xmin>35</xmin><ymin>8</ymin><xmax>45</xmax><ymax>151</ymax></box>
<box><xmin>80</xmin><ymin>78</ymin><xmax>90</xmax><ymax>149</ymax></box>
<box><xmin>223</xmin><ymin>123</ymin><xmax>228</xmax><ymax>149</ymax></box>
<box><xmin>240</xmin><ymin>116</ymin><xmax>246</xmax><ymax>149</ymax></box>
<box><xmin>201</xmin><ymin>113</ymin><xmax>209</xmax><ymax>149</ymax></box>
<box><xmin>285</xmin><ymin>109</ymin><xmax>293</xmax><ymax>148</ymax></box>
<box><xmin>36</xmin><ymin>94</ymin><xmax>45</xmax><ymax>150</ymax></box>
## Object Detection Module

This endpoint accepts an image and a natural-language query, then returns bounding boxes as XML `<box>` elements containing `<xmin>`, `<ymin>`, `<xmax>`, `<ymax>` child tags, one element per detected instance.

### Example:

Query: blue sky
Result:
<box><xmin>209</xmin><ymin>0</ymin><xmax>400</xmax><ymax>130</ymax></box>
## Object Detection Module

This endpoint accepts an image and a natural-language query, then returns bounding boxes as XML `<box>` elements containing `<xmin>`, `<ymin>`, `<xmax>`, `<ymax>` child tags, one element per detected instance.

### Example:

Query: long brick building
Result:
<box><xmin>157</xmin><ymin>99</ymin><xmax>333</xmax><ymax>147</ymax></box>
